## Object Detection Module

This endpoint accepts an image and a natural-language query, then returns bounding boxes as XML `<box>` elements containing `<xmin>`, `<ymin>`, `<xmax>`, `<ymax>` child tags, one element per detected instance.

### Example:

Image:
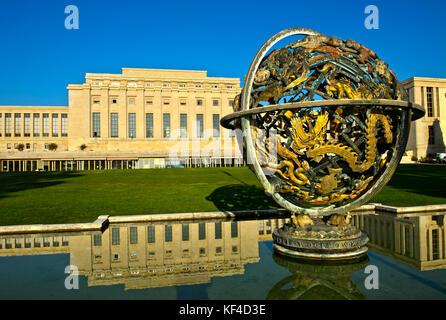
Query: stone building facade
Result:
<box><xmin>0</xmin><ymin>68</ymin><xmax>242</xmax><ymax>171</ymax></box>
<box><xmin>402</xmin><ymin>77</ymin><xmax>446</xmax><ymax>160</ymax></box>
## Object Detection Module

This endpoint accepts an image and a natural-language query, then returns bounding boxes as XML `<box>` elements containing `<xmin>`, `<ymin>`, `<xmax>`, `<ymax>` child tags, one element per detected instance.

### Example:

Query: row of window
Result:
<box><xmin>0</xmin><ymin>236</ymin><xmax>69</xmax><ymax>249</ymax></box>
<box><xmin>92</xmin><ymin>97</ymin><xmax>234</xmax><ymax>107</ymax></box>
<box><xmin>105</xmin><ymin>245</ymin><xmax>239</xmax><ymax>263</ymax></box>
<box><xmin>97</xmin><ymin>222</ymin><xmax>239</xmax><ymax>246</ymax></box>
<box><xmin>103</xmin><ymin>245</ymin><xmax>239</xmax><ymax>264</ymax></box>
<box><xmin>92</xmin><ymin>112</ymin><xmax>225</xmax><ymax>138</ymax></box>
<box><xmin>91</xmin><ymin>81</ymin><xmax>234</xmax><ymax>90</ymax></box>
<box><xmin>0</xmin><ymin>113</ymin><xmax>67</xmax><ymax>138</ymax></box>
<box><xmin>0</xmin><ymin>158</ymin><xmax>244</xmax><ymax>172</ymax></box>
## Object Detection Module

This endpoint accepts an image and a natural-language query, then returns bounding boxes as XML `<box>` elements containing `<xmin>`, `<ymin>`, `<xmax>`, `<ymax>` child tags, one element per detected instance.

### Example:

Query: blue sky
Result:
<box><xmin>0</xmin><ymin>0</ymin><xmax>445</xmax><ymax>106</ymax></box>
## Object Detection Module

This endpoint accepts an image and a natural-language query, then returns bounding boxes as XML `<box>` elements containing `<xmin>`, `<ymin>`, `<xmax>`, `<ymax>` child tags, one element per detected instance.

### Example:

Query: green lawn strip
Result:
<box><xmin>0</xmin><ymin>165</ymin><xmax>445</xmax><ymax>226</ymax></box>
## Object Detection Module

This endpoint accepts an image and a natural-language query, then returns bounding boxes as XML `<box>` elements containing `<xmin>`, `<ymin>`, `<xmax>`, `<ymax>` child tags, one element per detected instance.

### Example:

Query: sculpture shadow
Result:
<box><xmin>205</xmin><ymin>184</ymin><xmax>279</xmax><ymax>212</ymax></box>
<box><xmin>0</xmin><ymin>171</ymin><xmax>84</xmax><ymax>200</ymax></box>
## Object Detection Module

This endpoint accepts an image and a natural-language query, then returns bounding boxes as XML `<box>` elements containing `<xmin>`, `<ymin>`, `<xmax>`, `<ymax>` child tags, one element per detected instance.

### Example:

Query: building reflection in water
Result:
<box><xmin>351</xmin><ymin>211</ymin><xmax>446</xmax><ymax>270</ymax></box>
<box><xmin>0</xmin><ymin>211</ymin><xmax>444</xmax><ymax>291</ymax></box>
<box><xmin>0</xmin><ymin>219</ymin><xmax>284</xmax><ymax>290</ymax></box>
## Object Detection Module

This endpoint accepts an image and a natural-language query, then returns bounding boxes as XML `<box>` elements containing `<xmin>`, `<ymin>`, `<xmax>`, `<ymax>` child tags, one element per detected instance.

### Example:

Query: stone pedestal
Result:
<box><xmin>272</xmin><ymin>217</ymin><xmax>369</xmax><ymax>262</ymax></box>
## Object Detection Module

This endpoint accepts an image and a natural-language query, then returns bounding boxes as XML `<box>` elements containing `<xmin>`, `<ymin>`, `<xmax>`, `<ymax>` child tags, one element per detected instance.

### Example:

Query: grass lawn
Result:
<box><xmin>0</xmin><ymin>164</ymin><xmax>445</xmax><ymax>226</ymax></box>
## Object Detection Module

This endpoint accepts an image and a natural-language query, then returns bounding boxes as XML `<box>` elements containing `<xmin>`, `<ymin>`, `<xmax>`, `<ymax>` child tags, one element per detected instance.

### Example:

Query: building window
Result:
<box><xmin>14</xmin><ymin>113</ymin><xmax>21</xmax><ymax>137</ymax></box>
<box><xmin>146</xmin><ymin>113</ymin><xmax>153</xmax><ymax>138</ymax></box>
<box><xmin>211</xmin><ymin>85</ymin><xmax>218</xmax><ymax>89</ymax></box>
<box><xmin>182</xmin><ymin>224</ymin><xmax>189</xmax><ymax>241</ymax></box>
<box><xmin>428</xmin><ymin>125</ymin><xmax>435</xmax><ymax>145</ymax></box>
<box><xmin>212</xmin><ymin>100</ymin><xmax>219</xmax><ymax>106</ymax></box>
<box><xmin>147</xmin><ymin>225</ymin><xmax>155</xmax><ymax>243</ymax></box>
<box><xmin>93</xmin><ymin>234</ymin><xmax>102</xmax><ymax>246</ymax></box>
<box><xmin>226</xmin><ymin>85</ymin><xmax>233</xmax><ymax>88</ymax></box>
<box><xmin>179</xmin><ymin>84</ymin><xmax>186</xmax><ymax>88</ymax></box>
<box><xmin>24</xmin><ymin>114</ymin><xmax>31</xmax><ymax>137</ymax></box>
<box><xmin>52</xmin><ymin>114</ymin><xmax>58</xmax><ymax>137</ymax></box>
<box><xmin>42</xmin><ymin>114</ymin><xmax>49</xmax><ymax>137</ymax></box>
<box><xmin>165</xmin><ymin>224</ymin><xmax>172</xmax><ymax>242</ymax></box>
<box><xmin>92</xmin><ymin>112</ymin><xmax>100</xmax><ymax>137</ymax></box>
<box><xmin>432</xmin><ymin>229</ymin><xmax>440</xmax><ymax>260</ymax></box>
<box><xmin>111</xmin><ymin>98</ymin><xmax>118</xmax><ymax>104</ymax></box>
<box><xmin>213</xmin><ymin>114</ymin><xmax>220</xmax><ymax>137</ymax></box>
<box><xmin>162</xmin><ymin>83</ymin><xmax>170</xmax><ymax>87</ymax></box>
<box><xmin>180</xmin><ymin>114</ymin><xmax>187</xmax><ymax>138</ymax></box>
<box><xmin>110</xmin><ymin>113</ymin><xmax>119</xmax><ymax>137</ymax></box>
<box><xmin>61</xmin><ymin>114</ymin><xmax>68</xmax><ymax>137</ymax></box>
<box><xmin>215</xmin><ymin>222</ymin><xmax>222</xmax><ymax>239</ymax></box>
<box><xmin>128</xmin><ymin>99</ymin><xmax>135</xmax><ymax>105</ymax></box>
<box><xmin>163</xmin><ymin>113</ymin><xmax>171</xmax><ymax>138</ymax></box>
<box><xmin>259</xmin><ymin>221</ymin><xmax>264</xmax><ymax>235</ymax></box>
<box><xmin>196</xmin><ymin>114</ymin><xmax>203</xmax><ymax>138</ymax></box>
<box><xmin>93</xmin><ymin>98</ymin><xmax>100</xmax><ymax>105</ymax></box>
<box><xmin>130</xmin><ymin>227</ymin><xmax>138</xmax><ymax>244</ymax></box>
<box><xmin>33</xmin><ymin>114</ymin><xmax>40</xmax><ymax>137</ymax></box>
<box><xmin>266</xmin><ymin>220</ymin><xmax>272</xmax><ymax>234</ymax></box>
<box><xmin>146</xmin><ymin>100</ymin><xmax>153</xmax><ymax>105</ymax></box>
<box><xmin>426</xmin><ymin>87</ymin><xmax>434</xmax><ymax>117</ymax></box>
<box><xmin>197</xmin><ymin>99</ymin><xmax>203</xmax><ymax>106</ymax></box>
<box><xmin>229</xmin><ymin>100</ymin><xmax>234</xmax><ymax>107</ymax></box>
<box><xmin>128</xmin><ymin>113</ymin><xmax>136</xmax><ymax>138</ymax></box>
<box><xmin>62</xmin><ymin>236</ymin><xmax>69</xmax><ymax>246</ymax></box>
<box><xmin>111</xmin><ymin>227</ymin><xmax>120</xmax><ymax>245</ymax></box>
<box><xmin>231</xmin><ymin>221</ymin><xmax>238</xmax><ymax>238</ymax></box>
<box><xmin>195</xmin><ymin>85</ymin><xmax>202</xmax><ymax>88</ymax></box>
<box><xmin>180</xmin><ymin>99</ymin><xmax>186</xmax><ymax>106</ymax></box>
<box><xmin>4</xmin><ymin>113</ymin><xmax>11</xmax><ymax>137</ymax></box>
<box><xmin>199</xmin><ymin>223</ymin><xmax>206</xmax><ymax>240</ymax></box>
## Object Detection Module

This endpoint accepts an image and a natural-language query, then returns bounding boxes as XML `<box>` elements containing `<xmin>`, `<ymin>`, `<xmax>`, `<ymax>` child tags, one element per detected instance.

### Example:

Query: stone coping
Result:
<box><xmin>374</xmin><ymin>204</ymin><xmax>446</xmax><ymax>214</ymax></box>
<box><xmin>0</xmin><ymin>203</ymin><xmax>445</xmax><ymax>235</ymax></box>
<box><xmin>0</xmin><ymin>216</ymin><xmax>109</xmax><ymax>236</ymax></box>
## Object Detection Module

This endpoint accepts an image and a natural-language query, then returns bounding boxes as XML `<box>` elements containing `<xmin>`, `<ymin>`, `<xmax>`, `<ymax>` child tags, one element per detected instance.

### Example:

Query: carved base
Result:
<box><xmin>272</xmin><ymin>216</ymin><xmax>369</xmax><ymax>262</ymax></box>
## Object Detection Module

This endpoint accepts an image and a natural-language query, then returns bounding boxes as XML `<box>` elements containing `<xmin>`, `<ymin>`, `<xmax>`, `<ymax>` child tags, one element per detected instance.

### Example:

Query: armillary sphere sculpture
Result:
<box><xmin>221</xmin><ymin>28</ymin><xmax>425</xmax><ymax>261</ymax></box>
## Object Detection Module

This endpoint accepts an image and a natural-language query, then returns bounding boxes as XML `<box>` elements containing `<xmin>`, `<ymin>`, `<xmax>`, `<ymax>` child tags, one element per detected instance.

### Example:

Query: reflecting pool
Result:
<box><xmin>0</xmin><ymin>211</ymin><xmax>445</xmax><ymax>299</ymax></box>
